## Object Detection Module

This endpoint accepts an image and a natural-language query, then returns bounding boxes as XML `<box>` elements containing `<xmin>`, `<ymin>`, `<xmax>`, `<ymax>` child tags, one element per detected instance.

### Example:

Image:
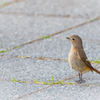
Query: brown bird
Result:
<box><xmin>66</xmin><ymin>35</ymin><xmax>100</xmax><ymax>83</ymax></box>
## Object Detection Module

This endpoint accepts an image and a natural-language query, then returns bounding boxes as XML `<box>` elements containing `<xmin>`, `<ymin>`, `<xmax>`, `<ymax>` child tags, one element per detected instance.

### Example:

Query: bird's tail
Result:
<box><xmin>92</xmin><ymin>68</ymin><xmax>100</xmax><ymax>74</ymax></box>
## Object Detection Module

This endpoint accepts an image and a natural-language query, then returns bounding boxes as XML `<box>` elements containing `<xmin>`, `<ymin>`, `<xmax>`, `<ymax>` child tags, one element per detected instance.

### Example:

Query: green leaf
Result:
<box><xmin>85</xmin><ymin>84</ymin><xmax>90</xmax><ymax>86</ymax></box>
<box><xmin>10</xmin><ymin>48</ymin><xmax>12</xmax><ymax>50</ymax></box>
<box><xmin>43</xmin><ymin>82</ymin><xmax>46</xmax><ymax>84</ymax></box>
<box><xmin>69</xmin><ymin>82</ymin><xmax>73</xmax><ymax>85</ymax></box>
<box><xmin>1</xmin><ymin>50</ymin><xmax>7</xmax><ymax>53</ymax></box>
<box><xmin>48</xmin><ymin>83</ymin><xmax>52</xmax><ymax>85</ymax></box>
<box><xmin>38</xmin><ymin>57</ymin><xmax>42</xmax><ymax>59</ymax></box>
<box><xmin>48</xmin><ymin>80</ymin><xmax>52</xmax><ymax>85</ymax></box>
<box><xmin>52</xmin><ymin>75</ymin><xmax>54</xmax><ymax>83</ymax></box>
<box><xmin>17</xmin><ymin>46</ymin><xmax>20</xmax><ymax>48</ymax></box>
<box><xmin>41</xmin><ymin>36</ymin><xmax>50</xmax><ymax>40</ymax></box>
<box><xmin>96</xmin><ymin>58</ymin><xmax>100</xmax><ymax>63</ymax></box>
<box><xmin>89</xmin><ymin>60</ymin><xmax>92</xmax><ymax>63</ymax></box>
<box><xmin>12</xmin><ymin>76</ymin><xmax>19</xmax><ymax>82</ymax></box>
<box><xmin>19</xmin><ymin>56</ymin><xmax>22</xmax><ymax>58</ymax></box>
<box><xmin>91</xmin><ymin>58</ymin><xmax>100</xmax><ymax>63</ymax></box>
<box><xmin>34</xmin><ymin>79</ymin><xmax>38</xmax><ymax>83</ymax></box>
<box><xmin>60</xmin><ymin>80</ymin><xmax>64</xmax><ymax>84</ymax></box>
<box><xmin>58</xmin><ymin>80</ymin><xmax>64</xmax><ymax>85</ymax></box>
<box><xmin>3</xmin><ymin>2</ymin><xmax>8</xmax><ymax>5</ymax></box>
<box><xmin>22</xmin><ymin>81</ymin><xmax>25</xmax><ymax>83</ymax></box>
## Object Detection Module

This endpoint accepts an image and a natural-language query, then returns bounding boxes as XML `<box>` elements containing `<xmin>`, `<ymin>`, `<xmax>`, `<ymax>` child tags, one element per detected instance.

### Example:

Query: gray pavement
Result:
<box><xmin>0</xmin><ymin>0</ymin><xmax>100</xmax><ymax>100</ymax></box>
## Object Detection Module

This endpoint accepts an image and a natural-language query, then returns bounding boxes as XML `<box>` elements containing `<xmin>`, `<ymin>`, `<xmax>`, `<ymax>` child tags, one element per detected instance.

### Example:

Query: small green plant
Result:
<box><xmin>85</xmin><ymin>84</ymin><xmax>90</xmax><ymax>86</ymax></box>
<box><xmin>38</xmin><ymin>57</ymin><xmax>43</xmax><ymax>59</ymax></box>
<box><xmin>34</xmin><ymin>79</ymin><xmax>38</xmax><ymax>84</ymax></box>
<box><xmin>41</xmin><ymin>36</ymin><xmax>50</xmax><ymax>40</ymax></box>
<box><xmin>58</xmin><ymin>80</ymin><xmax>64</xmax><ymax>85</ymax></box>
<box><xmin>89</xmin><ymin>60</ymin><xmax>92</xmax><ymax>63</ymax></box>
<box><xmin>87</xmin><ymin>21</ymin><xmax>91</xmax><ymax>23</ymax></box>
<box><xmin>69</xmin><ymin>82</ymin><xmax>73</xmax><ymax>85</ymax></box>
<box><xmin>1</xmin><ymin>50</ymin><xmax>7</xmax><ymax>53</ymax></box>
<box><xmin>10</xmin><ymin>48</ymin><xmax>12</xmax><ymax>50</ymax></box>
<box><xmin>3</xmin><ymin>2</ymin><xmax>8</xmax><ymax>5</ymax></box>
<box><xmin>21</xmin><ymin>81</ymin><xmax>25</xmax><ymax>83</ymax></box>
<box><xmin>48</xmin><ymin>80</ymin><xmax>51</xmax><ymax>85</ymax></box>
<box><xmin>12</xmin><ymin>76</ymin><xmax>19</xmax><ymax>82</ymax></box>
<box><xmin>12</xmin><ymin>76</ymin><xmax>26</xmax><ymax>83</ymax></box>
<box><xmin>91</xmin><ymin>58</ymin><xmax>100</xmax><ymax>63</ymax></box>
<box><xmin>34</xmin><ymin>76</ymin><xmax>64</xmax><ymax>85</ymax></box>
<box><xmin>94</xmin><ymin>18</ymin><xmax>99</xmax><ymax>21</ymax></box>
<box><xmin>17</xmin><ymin>46</ymin><xmax>20</xmax><ymax>48</ymax></box>
<box><xmin>52</xmin><ymin>75</ymin><xmax>54</xmax><ymax>83</ymax></box>
<box><xmin>66</xmin><ymin>59</ymin><xmax>68</xmax><ymax>61</ymax></box>
<box><xmin>19</xmin><ymin>56</ymin><xmax>22</xmax><ymax>58</ymax></box>
<box><xmin>95</xmin><ymin>58</ymin><xmax>100</xmax><ymax>63</ymax></box>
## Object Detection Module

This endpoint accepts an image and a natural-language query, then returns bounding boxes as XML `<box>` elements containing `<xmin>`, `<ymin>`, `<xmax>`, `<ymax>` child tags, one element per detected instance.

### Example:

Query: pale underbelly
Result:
<box><xmin>69</xmin><ymin>57</ymin><xmax>90</xmax><ymax>72</ymax></box>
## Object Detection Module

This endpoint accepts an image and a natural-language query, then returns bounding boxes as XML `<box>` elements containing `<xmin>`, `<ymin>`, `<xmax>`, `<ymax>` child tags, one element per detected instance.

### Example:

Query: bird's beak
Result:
<box><xmin>66</xmin><ymin>37</ymin><xmax>70</xmax><ymax>39</ymax></box>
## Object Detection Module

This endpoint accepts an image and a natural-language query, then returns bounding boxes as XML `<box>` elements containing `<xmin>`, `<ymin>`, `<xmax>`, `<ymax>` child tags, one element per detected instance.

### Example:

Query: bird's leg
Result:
<box><xmin>76</xmin><ymin>72</ymin><xmax>85</xmax><ymax>84</ymax></box>
<box><xmin>79</xmin><ymin>72</ymin><xmax>82</xmax><ymax>81</ymax></box>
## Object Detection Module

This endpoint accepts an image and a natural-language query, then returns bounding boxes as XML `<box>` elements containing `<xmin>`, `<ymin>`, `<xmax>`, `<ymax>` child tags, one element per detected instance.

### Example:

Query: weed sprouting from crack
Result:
<box><xmin>90</xmin><ymin>58</ymin><xmax>100</xmax><ymax>63</ymax></box>
<box><xmin>3</xmin><ymin>76</ymin><xmax>94</xmax><ymax>86</ymax></box>
<box><xmin>12</xmin><ymin>76</ymin><xmax>26</xmax><ymax>83</ymax></box>
<box><xmin>3</xmin><ymin>2</ymin><xmax>8</xmax><ymax>5</ymax></box>
<box><xmin>41</xmin><ymin>36</ymin><xmax>50</xmax><ymax>40</ymax></box>
<box><xmin>0</xmin><ymin>45</ymin><xmax>20</xmax><ymax>53</ymax></box>
<box><xmin>17</xmin><ymin>46</ymin><xmax>20</xmax><ymax>48</ymax></box>
<box><xmin>0</xmin><ymin>17</ymin><xmax>100</xmax><ymax>54</ymax></box>
<box><xmin>0</xmin><ymin>0</ymin><xmax>24</xmax><ymax>8</ymax></box>
<box><xmin>0</xmin><ymin>55</ymin><xmax>100</xmax><ymax>64</ymax></box>
<box><xmin>0</xmin><ymin>50</ymin><xmax>7</xmax><ymax>53</ymax></box>
<box><xmin>38</xmin><ymin>57</ymin><xmax>100</xmax><ymax>64</ymax></box>
<box><xmin>34</xmin><ymin>76</ymin><xmax>94</xmax><ymax>86</ymax></box>
<box><xmin>12</xmin><ymin>76</ymin><xmax>19</xmax><ymax>82</ymax></box>
<box><xmin>34</xmin><ymin>75</ymin><xmax>65</xmax><ymax>85</ymax></box>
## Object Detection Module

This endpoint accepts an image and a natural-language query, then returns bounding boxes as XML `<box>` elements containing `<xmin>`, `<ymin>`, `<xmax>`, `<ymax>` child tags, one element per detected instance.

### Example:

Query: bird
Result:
<box><xmin>66</xmin><ymin>35</ymin><xmax>100</xmax><ymax>83</ymax></box>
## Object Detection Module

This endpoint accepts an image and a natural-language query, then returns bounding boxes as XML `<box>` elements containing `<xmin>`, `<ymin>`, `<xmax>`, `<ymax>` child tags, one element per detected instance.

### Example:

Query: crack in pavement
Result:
<box><xmin>0</xmin><ymin>75</ymin><xmax>80</xmax><ymax>100</ymax></box>
<box><xmin>0</xmin><ymin>0</ymin><xmax>24</xmax><ymax>8</ymax></box>
<box><xmin>1</xmin><ymin>16</ymin><xmax>100</xmax><ymax>53</ymax></box>
<box><xmin>0</xmin><ymin>15</ymin><xmax>100</xmax><ymax>100</ymax></box>
<box><xmin>0</xmin><ymin>55</ymin><xmax>100</xmax><ymax>64</ymax></box>
<box><xmin>0</xmin><ymin>1</ymin><xmax>100</xmax><ymax>100</ymax></box>
<box><xmin>13</xmin><ymin>85</ymin><xmax>52</xmax><ymax>100</ymax></box>
<box><xmin>13</xmin><ymin>71</ymin><xmax>99</xmax><ymax>100</ymax></box>
<box><xmin>0</xmin><ymin>12</ymin><xmax>96</xmax><ymax>19</ymax></box>
<box><xmin>0</xmin><ymin>55</ymin><xmax>99</xmax><ymax>100</ymax></box>
<box><xmin>0</xmin><ymin>12</ymin><xmax>72</xmax><ymax>18</ymax></box>
<box><xmin>0</xmin><ymin>55</ymin><xmax>68</xmax><ymax>62</ymax></box>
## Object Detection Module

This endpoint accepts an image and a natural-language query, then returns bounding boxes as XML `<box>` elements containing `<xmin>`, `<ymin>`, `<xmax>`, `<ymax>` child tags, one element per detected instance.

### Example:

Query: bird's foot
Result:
<box><xmin>75</xmin><ymin>80</ymin><xmax>85</xmax><ymax>84</ymax></box>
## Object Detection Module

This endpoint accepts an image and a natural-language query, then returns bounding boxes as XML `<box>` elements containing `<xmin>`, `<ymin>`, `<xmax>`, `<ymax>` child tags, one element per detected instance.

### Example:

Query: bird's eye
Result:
<box><xmin>73</xmin><ymin>38</ymin><xmax>75</xmax><ymax>40</ymax></box>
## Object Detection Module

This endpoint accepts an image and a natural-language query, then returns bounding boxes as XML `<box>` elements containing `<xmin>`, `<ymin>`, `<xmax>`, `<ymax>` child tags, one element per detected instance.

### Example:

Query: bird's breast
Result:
<box><xmin>68</xmin><ymin>48</ymin><xmax>88</xmax><ymax>72</ymax></box>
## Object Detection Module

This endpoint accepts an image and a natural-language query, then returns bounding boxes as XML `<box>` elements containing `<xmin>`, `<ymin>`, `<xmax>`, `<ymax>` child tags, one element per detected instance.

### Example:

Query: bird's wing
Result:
<box><xmin>77</xmin><ymin>49</ymin><xmax>93</xmax><ymax>71</ymax></box>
